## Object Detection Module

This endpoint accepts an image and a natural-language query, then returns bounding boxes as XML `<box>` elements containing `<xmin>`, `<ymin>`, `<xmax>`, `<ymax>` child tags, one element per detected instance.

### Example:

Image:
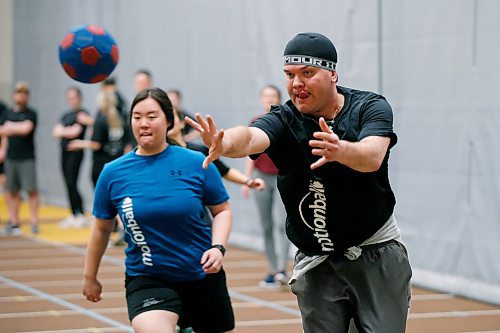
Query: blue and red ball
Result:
<box><xmin>59</xmin><ymin>24</ymin><xmax>119</xmax><ymax>83</ymax></box>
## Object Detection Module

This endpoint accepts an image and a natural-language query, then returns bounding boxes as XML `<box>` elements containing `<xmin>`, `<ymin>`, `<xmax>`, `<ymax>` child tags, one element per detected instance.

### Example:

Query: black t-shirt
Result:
<box><xmin>6</xmin><ymin>106</ymin><xmax>37</xmax><ymax>160</ymax></box>
<box><xmin>186</xmin><ymin>141</ymin><xmax>230</xmax><ymax>176</ymax></box>
<box><xmin>59</xmin><ymin>108</ymin><xmax>90</xmax><ymax>150</ymax></box>
<box><xmin>0</xmin><ymin>101</ymin><xmax>6</xmax><ymax>125</ymax></box>
<box><xmin>91</xmin><ymin>112</ymin><xmax>132</xmax><ymax>163</ymax></box>
<box><xmin>0</xmin><ymin>101</ymin><xmax>7</xmax><ymax>168</ymax></box>
<box><xmin>179</xmin><ymin>109</ymin><xmax>196</xmax><ymax>136</ymax></box>
<box><xmin>251</xmin><ymin>85</ymin><xmax>397</xmax><ymax>255</ymax></box>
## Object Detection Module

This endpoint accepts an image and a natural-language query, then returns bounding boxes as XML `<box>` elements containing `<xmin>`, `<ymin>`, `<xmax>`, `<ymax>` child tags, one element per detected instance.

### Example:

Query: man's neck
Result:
<box><xmin>315</xmin><ymin>92</ymin><xmax>344</xmax><ymax>120</ymax></box>
<box><xmin>14</xmin><ymin>104</ymin><xmax>27</xmax><ymax>112</ymax></box>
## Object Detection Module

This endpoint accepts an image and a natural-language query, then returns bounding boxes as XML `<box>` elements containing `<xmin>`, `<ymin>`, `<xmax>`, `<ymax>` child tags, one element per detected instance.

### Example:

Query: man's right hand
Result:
<box><xmin>185</xmin><ymin>113</ymin><xmax>225</xmax><ymax>169</ymax></box>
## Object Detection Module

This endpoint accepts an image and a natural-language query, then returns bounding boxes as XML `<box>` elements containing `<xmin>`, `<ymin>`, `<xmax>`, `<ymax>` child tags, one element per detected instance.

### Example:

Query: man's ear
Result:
<box><xmin>331</xmin><ymin>71</ymin><xmax>338</xmax><ymax>83</ymax></box>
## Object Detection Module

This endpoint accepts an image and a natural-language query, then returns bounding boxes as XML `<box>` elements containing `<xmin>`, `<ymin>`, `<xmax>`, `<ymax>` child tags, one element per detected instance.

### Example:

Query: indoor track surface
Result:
<box><xmin>1</xmin><ymin>201</ymin><xmax>500</xmax><ymax>332</ymax></box>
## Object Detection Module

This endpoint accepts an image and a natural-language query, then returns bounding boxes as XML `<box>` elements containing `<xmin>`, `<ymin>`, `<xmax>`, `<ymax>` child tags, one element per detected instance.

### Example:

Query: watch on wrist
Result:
<box><xmin>211</xmin><ymin>244</ymin><xmax>226</xmax><ymax>256</ymax></box>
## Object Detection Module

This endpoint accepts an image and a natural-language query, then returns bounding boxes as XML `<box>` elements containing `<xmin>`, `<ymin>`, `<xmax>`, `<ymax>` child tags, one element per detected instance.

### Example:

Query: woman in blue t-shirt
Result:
<box><xmin>83</xmin><ymin>88</ymin><xmax>235</xmax><ymax>333</ymax></box>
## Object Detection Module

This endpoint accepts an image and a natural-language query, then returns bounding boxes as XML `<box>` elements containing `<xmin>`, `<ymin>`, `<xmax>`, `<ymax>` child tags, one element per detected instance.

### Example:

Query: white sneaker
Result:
<box><xmin>73</xmin><ymin>215</ymin><xmax>88</xmax><ymax>228</ymax></box>
<box><xmin>6</xmin><ymin>223</ymin><xmax>23</xmax><ymax>236</ymax></box>
<box><xmin>59</xmin><ymin>216</ymin><xmax>76</xmax><ymax>228</ymax></box>
<box><xmin>274</xmin><ymin>271</ymin><xmax>289</xmax><ymax>285</ymax></box>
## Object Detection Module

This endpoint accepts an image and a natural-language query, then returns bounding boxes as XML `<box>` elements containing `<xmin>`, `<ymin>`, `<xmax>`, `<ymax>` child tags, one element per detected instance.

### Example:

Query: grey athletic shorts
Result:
<box><xmin>5</xmin><ymin>159</ymin><xmax>38</xmax><ymax>192</ymax></box>
<box><xmin>291</xmin><ymin>240</ymin><xmax>412</xmax><ymax>333</ymax></box>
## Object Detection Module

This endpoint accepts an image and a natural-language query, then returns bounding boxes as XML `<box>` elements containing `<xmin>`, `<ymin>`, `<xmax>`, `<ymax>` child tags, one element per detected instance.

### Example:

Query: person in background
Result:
<box><xmin>52</xmin><ymin>87</ymin><xmax>93</xmax><ymax>228</ymax></box>
<box><xmin>102</xmin><ymin>77</ymin><xmax>128</xmax><ymax>122</ymax></box>
<box><xmin>0</xmin><ymin>99</ymin><xmax>8</xmax><ymax>228</ymax></box>
<box><xmin>242</xmin><ymin>85</ymin><xmax>290</xmax><ymax>288</ymax></box>
<box><xmin>83</xmin><ymin>87</ymin><xmax>235</xmax><ymax>333</ymax></box>
<box><xmin>134</xmin><ymin>69</ymin><xmax>153</xmax><ymax>94</ymax></box>
<box><xmin>67</xmin><ymin>89</ymin><xmax>132</xmax><ymax>187</ymax></box>
<box><xmin>167</xmin><ymin>89</ymin><xmax>199</xmax><ymax>142</ymax></box>
<box><xmin>0</xmin><ymin>82</ymin><xmax>40</xmax><ymax>235</ymax></box>
<box><xmin>186</xmin><ymin>32</ymin><xmax>411</xmax><ymax>333</ymax></box>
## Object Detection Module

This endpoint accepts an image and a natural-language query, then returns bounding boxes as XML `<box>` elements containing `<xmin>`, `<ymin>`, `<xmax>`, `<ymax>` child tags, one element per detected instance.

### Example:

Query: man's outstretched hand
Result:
<box><xmin>185</xmin><ymin>113</ymin><xmax>225</xmax><ymax>169</ymax></box>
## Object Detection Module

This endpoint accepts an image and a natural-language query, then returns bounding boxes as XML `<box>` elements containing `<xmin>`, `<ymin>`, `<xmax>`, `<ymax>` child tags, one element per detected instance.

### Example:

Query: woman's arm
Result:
<box><xmin>223</xmin><ymin>168</ymin><xmax>265</xmax><ymax>190</ymax></box>
<box><xmin>82</xmin><ymin>218</ymin><xmax>115</xmax><ymax>302</ymax></box>
<box><xmin>241</xmin><ymin>157</ymin><xmax>256</xmax><ymax>199</ymax></box>
<box><xmin>201</xmin><ymin>201</ymin><xmax>232</xmax><ymax>274</ymax></box>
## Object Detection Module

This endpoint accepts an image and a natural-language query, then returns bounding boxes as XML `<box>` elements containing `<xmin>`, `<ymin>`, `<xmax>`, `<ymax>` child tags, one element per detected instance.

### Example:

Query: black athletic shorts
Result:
<box><xmin>125</xmin><ymin>269</ymin><xmax>235</xmax><ymax>332</ymax></box>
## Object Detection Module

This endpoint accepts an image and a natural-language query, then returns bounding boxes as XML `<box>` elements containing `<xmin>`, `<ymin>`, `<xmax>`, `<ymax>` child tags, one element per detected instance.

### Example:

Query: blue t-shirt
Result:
<box><xmin>93</xmin><ymin>145</ymin><xmax>229</xmax><ymax>281</ymax></box>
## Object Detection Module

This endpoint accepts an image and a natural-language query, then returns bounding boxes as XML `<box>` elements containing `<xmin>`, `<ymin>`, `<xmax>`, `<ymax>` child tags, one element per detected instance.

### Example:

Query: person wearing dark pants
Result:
<box><xmin>61</xmin><ymin>151</ymin><xmax>84</xmax><ymax>217</ymax></box>
<box><xmin>242</xmin><ymin>85</ymin><xmax>290</xmax><ymax>288</ymax></box>
<box><xmin>53</xmin><ymin>86</ymin><xmax>92</xmax><ymax>228</ymax></box>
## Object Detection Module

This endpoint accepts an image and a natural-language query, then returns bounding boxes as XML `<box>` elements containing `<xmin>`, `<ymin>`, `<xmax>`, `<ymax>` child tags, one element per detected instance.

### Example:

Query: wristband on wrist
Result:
<box><xmin>211</xmin><ymin>244</ymin><xmax>226</xmax><ymax>256</ymax></box>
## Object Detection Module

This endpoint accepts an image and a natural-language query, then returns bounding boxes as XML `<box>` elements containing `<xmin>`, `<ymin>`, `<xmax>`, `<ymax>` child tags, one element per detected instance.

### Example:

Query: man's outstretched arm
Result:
<box><xmin>185</xmin><ymin>114</ymin><xmax>270</xmax><ymax>168</ymax></box>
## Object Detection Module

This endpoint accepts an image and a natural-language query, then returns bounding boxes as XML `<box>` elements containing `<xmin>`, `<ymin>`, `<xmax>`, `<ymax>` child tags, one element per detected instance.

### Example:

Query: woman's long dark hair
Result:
<box><xmin>130</xmin><ymin>87</ymin><xmax>178</xmax><ymax>145</ymax></box>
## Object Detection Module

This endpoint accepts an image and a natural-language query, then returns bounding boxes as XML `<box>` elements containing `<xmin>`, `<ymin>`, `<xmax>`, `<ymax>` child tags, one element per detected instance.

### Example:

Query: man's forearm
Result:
<box><xmin>3</xmin><ymin>121</ymin><xmax>33</xmax><ymax>137</ymax></box>
<box><xmin>336</xmin><ymin>137</ymin><xmax>390</xmax><ymax>172</ymax></box>
<box><xmin>222</xmin><ymin>126</ymin><xmax>268</xmax><ymax>158</ymax></box>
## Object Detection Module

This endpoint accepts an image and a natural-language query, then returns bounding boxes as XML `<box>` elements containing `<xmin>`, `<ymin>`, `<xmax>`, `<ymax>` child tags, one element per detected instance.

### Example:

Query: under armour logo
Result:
<box><xmin>170</xmin><ymin>169</ymin><xmax>182</xmax><ymax>176</ymax></box>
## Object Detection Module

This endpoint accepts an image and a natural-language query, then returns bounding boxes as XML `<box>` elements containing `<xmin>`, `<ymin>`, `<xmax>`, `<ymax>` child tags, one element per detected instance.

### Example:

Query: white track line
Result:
<box><xmin>459</xmin><ymin>331</ymin><xmax>500</xmax><ymax>333</ymax></box>
<box><xmin>236</xmin><ymin>318</ymin><xmax>302</xmax><ymax>327</ymax></box>
<box><xmin>19</xmin><ymin>328</ymin><xmax>128</xmax><ymax>333</ymax></box>
<box><xmin>0</xmin><ymin>257</ymin><xmax>84</xmax><ymax>266</ymax></box>
<box><xmin>411</xmin><ymin>293</ymin><xmax>454</xmax><ymax>300</ymax></box>
<box><xmin>0</xmin><ymin>278</ymin><xmax>123</xmax><ymax>288</ymax></box>
<box><xmin>1</xmin><ymin>266</ymin><xmax>123</xmax><ymax>277</ymax></box>
<box><xmin>0</xmin><ymin>307</ymin><xmax>126</xmax><ymax>319</ymax></box>
<box><xmin>0</xmin><ymin>275</ymin><xmax>132</xmax><ymax>332</ymax></box>
<box><xmin>409</xmin><ymin>309</ymin><xmax>500</xmax><ymax>319</ymax></box>
<box><xmin>0</xmin><ymin>291</ymin><xmax>124</xmax><ymax>302</ymax></box>
<box><xmin>229</xmin><ymin>290</ymin><xmax>301</xmax><ymax>316</ymax></box>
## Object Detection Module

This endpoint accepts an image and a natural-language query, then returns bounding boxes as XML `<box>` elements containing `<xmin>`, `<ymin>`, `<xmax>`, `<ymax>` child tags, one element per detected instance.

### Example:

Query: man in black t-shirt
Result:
<box><xmin>0</xmin><ymin>82</ymin><xmax>40</xmax><ymax>235</ymax></box>
<box><xmin>0</xmin><ymin>99</ymin><xmax>8</xmax><ymax>217</ymax></box>
<box><xmin>186</xmin><ymin>33</ymin><xmax>411</xmax><ymax>333</ymax></box>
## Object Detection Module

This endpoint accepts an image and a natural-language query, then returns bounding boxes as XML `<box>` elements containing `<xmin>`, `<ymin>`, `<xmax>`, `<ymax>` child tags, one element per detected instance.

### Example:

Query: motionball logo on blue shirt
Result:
<box><xmin>122</xmin><ymin>197</ymin><xmax>153</xmax><ymax>266</ymax></box>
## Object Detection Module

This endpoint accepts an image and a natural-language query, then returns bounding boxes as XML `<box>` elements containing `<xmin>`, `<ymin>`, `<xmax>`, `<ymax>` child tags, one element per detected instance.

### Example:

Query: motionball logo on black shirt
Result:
<box><xmin>299</xmin><ymin>180</ymin><xmax>334</xmax><ymax>252</ymax></box>
<box><xmin>122</xmin><ymin>197</ymin><xmax>153</xmax><ymax>266</ymax></box>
